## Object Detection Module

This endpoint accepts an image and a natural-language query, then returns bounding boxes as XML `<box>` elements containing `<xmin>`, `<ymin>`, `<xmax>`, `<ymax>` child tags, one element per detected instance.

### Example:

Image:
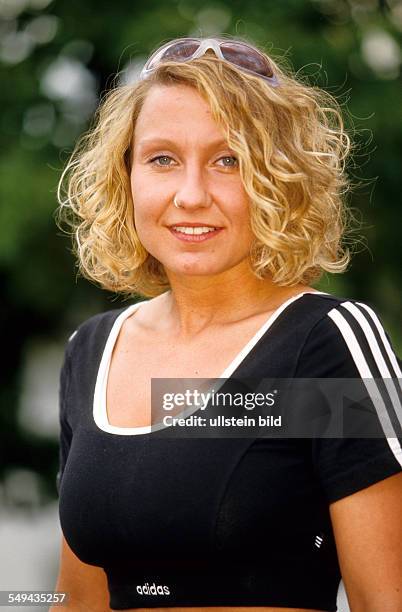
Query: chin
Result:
<box><xmin>165</xmin><ymin>260</ymin><xmax>229</xmax><ymax>277</ymax></box>
<box><xmin>161</xmin><ymin>252</ymin><xmax>250</xmax><ymax>279</ymax></box>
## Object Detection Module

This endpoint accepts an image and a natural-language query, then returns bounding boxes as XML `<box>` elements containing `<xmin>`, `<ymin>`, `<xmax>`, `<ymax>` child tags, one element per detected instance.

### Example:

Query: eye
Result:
<box><xmin>217</xmin><ymin>155</ymin><xmax>238</xmax><ymax>168</ymax></box>
<box><xmin>149</xmin><ymin>155</ymin><xmax>174</xmax><ymax>167</ymax></box>
<box><xmin>148</xmin><ymin>154</ymin><xmax>238</xmax><ymax>168</ymax></box>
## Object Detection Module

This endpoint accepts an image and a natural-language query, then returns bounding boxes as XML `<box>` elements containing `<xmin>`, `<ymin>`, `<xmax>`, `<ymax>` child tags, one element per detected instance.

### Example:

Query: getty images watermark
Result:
<box><xmin>146</xmin><ymin>377</ymin><xmax>402</xmax><ymax>439</ymax></box>
<box><xmin>162</xmin><ymin>386</ymin><xmax>280</xmax><ymax>429</ymax></box>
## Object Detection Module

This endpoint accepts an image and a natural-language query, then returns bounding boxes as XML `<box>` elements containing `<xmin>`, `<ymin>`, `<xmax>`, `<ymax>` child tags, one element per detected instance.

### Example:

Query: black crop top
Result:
<box><xmin>56</xmin><ymin>292</ymin><xmax>402</xmax><ymax>611</ymax></box>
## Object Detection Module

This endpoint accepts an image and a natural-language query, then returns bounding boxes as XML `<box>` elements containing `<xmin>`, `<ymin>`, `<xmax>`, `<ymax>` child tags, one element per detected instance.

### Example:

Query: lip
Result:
<box><xmin>168</xmin><ymin>222</ymin><xmax>222</xmax><ymax>228</ymax></box>
<box><xmin>168</xmin><ymin>226</ymin><xmax>224</xmax><ymax>243</ymax></box>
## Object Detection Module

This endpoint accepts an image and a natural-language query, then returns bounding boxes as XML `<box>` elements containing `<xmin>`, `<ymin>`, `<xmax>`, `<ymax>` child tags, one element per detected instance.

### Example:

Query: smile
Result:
<box><xmin>169</xmin><ymin>226</ymin><xmax>224</xmax><ymax>242</ymax></box>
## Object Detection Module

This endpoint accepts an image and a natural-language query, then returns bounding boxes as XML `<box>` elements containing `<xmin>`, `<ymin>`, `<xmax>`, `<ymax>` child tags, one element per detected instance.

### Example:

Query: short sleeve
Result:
<box><xmin>55</xmin><ymin>334</ymin><xmax>74</xmax><ymax>496</ymax></box>
<box><xmin>295</xmin><ymin>299</ymin><xmax>402</xmax><ymax>504</ymax></box>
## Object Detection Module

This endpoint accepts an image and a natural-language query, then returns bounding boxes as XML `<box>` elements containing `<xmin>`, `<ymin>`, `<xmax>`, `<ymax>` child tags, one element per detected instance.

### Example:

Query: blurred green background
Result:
<box><xmin>0</xmin><ymin>0</ymin><xmax>401</xmax><ymax>522</ymax></box>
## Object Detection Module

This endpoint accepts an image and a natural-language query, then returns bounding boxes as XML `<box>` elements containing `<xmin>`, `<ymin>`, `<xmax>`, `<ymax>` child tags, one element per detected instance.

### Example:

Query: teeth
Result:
<box><xmin>173</xmin><ymin>226</ymin><xmax>217</xmax><ymax>235</ymax></box>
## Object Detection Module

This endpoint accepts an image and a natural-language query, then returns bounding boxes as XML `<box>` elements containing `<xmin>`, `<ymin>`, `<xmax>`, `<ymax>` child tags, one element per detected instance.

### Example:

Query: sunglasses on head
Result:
<box><xmin>139</xmin><ymin>37</ymin><xmax>280</xmax><ymax>87</ymax></box>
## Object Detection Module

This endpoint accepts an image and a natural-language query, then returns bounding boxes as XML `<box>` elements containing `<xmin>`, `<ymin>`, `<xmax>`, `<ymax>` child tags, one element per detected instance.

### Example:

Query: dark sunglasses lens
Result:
<box><xmin>221</xmin><ymin>43</ymin><xmax>274</xmax><ymax>78</ymax></box>
<box><xmin>147</xmin><ymin>41</ymin><xmax>198</xmax><ymax>70</ymax></box>
<box><xmin>147</xmin><ymin>40</ymin><xmax>200</xmax><ymax>70</ymax></box>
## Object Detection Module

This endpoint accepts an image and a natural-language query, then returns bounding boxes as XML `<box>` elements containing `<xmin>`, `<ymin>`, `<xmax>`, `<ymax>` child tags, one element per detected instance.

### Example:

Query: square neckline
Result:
<box><xmin>93</xmin><ymin>290</ymin><xmax>330</xmax><ymax>435</ymax></box>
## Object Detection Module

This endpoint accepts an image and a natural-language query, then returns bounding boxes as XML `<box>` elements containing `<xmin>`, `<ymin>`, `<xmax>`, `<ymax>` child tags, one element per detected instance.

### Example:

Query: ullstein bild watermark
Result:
<box><xmin>147</xmin><ymin>377</ymin><xmax>402</xmax><ymax>439</ymax></box>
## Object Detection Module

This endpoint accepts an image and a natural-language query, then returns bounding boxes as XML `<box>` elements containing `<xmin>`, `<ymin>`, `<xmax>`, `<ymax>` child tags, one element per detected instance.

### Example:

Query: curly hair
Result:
<box><xmin>56</xmin><ymin>35</ymin><xmax>355</xmax><ymax>298</ymax></box>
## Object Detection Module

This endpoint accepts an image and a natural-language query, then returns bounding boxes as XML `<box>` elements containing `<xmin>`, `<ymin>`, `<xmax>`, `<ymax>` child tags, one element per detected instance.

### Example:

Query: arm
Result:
<box><xmin>329</xmin><ymin>471</ymin><xmax>402</xmax><ymax>612</ymax></box>
<box><xmin>294</xmin><ymin>301</ymin><xmax>402</xmax><ymax>610</ymax></box>
<box><xmin>50</xmin><ymin>535</ymin><xmax>112</xmax><ymax>612</ymax></box>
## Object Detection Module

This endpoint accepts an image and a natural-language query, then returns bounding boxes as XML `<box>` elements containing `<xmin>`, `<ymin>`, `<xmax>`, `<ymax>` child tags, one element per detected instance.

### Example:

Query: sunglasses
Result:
<box><xmin>140</xmin><ymin>37</ymin><xmax>279</xmax><ymax>87</ymax></box>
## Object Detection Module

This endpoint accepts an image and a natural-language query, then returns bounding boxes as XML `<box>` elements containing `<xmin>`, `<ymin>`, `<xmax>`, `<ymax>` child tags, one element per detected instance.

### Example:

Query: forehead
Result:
<box><xmin>134</xmin><ymin>84</ymin><xmax>224</xmax><ymax>145</ymax></box>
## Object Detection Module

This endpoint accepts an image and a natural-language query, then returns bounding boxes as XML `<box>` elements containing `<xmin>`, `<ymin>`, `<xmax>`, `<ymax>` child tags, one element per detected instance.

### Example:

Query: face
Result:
<box><xmin>130</xmin><ymin>84</ymin><xmax>254</xmax><ymax>281</ymax></box>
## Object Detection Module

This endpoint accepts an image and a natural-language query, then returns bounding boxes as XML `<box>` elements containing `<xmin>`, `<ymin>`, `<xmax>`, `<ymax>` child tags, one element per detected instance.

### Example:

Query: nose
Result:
<box><xmin>174</xmin><ymin>165</ymin><xmax>213</xmax><ymax>210</ymax></box>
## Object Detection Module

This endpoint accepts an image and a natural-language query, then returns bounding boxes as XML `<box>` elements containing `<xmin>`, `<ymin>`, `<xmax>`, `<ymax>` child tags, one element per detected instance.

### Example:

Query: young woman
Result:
<box><xmin>53</xmin><ymin>36</ymin><xmax>402</xmax><ymax>611</ymax></box>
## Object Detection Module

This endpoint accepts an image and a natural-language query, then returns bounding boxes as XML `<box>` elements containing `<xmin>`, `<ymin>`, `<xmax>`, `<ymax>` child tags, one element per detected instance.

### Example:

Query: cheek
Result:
<box><xmin>230</xmin><ymin>200</ymin><xmax>252</xmax><ymax>229</ymax></box>
<box><xmin>131</xmin><ymin>173</ymin><xmax>155</xmax><ymax>226</ymax></box>
<box><xmin>130</xmin><ymin>168</ymin><xmax>167</xmax><ymax>219</ymax></box>
<box><xmin>133</xmin><ymin>206</ymin><xmax>156</xmax><ymax>241</ymax></box>
<box><xmin>130</xmin><ymin>168</ymin><xmax>144</xmax><ymax>205</ymax></box>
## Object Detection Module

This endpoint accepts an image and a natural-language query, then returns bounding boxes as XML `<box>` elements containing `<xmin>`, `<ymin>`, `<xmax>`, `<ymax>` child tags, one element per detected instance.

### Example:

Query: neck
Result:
<box><xmin>159</xmin><ymin>263</ymin><xmax>309</xmax><ymax>338</ymax></box>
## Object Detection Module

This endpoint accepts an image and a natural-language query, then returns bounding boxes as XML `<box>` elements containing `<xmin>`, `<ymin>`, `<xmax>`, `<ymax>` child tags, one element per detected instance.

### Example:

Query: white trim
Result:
<box><xmin>93</xmin><ymin>291</ymin><xmax>330</xmax><ymax>436</ymax></box>
<box><xmin>218</xmin><ymin>291</ymin><xmax>329</xmax><ymax>378</ymax></box>
<box><xmin>93</xmin><ymin>300</ymin><xmax>149</xmax><ymax>435</ymax></box>
<box><xmin>328</xmin><ymin>306</ymin><xmax>402</xmax><ymax>467</ymax></box>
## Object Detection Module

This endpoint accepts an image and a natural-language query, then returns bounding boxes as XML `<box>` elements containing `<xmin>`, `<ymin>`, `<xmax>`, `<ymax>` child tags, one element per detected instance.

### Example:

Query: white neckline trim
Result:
<box><xmin>93</xmin><ymin>291</ymin><xmax>330</xmax><ymax>436</ymax></box>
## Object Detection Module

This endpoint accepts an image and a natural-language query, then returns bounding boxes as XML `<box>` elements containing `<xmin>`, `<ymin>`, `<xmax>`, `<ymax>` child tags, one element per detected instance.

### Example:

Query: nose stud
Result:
<box><xmin>173</xmin><ymin>195</ymin><xmax>182</xmax><ymax>208</ymax></box>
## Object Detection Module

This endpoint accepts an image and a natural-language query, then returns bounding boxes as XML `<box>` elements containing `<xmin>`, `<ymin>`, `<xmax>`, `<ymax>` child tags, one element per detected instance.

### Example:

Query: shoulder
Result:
<box><xmin>296</xmin><ymin>295</ymin><xmax>402</xmax><ymax>504</ymax></box>
<box><xmin>295</xmin><ymin>293</ymin><xmax>402</xmax><ymax>378</ymax></box>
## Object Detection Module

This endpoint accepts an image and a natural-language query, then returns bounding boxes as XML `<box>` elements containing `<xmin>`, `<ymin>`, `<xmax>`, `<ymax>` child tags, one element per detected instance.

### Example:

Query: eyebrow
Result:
<box><xmin>136</xmin><ymin>137</ymin><xmax>231</xmax><ymax>152</ymax></box>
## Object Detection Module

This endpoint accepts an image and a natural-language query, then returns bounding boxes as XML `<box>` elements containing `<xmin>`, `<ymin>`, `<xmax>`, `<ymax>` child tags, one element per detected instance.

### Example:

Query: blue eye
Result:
<box><xmin>149</xmin><ymin>155</ymin><xmax>173</xmax><ymax>166</ymax></box>
<box><xmin>148</xmin><ymin>155</ymin><xmax>238</xmax><ymax>168</ymax></box>
<box><xmin>218</xmin><ymin>156</ymin><xmax>238</xmax><ymax>167</ymax></box>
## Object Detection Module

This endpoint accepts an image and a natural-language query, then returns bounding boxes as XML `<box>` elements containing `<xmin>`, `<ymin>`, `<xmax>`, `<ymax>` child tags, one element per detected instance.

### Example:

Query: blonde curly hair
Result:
<box><xmin>56</xmin><ymin>35</ymin><xmax>355</xmax><ymax>298</ymax></box>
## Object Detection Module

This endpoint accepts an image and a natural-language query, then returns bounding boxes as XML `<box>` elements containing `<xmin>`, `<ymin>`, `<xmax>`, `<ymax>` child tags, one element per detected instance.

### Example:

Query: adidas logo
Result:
<box><xmin>314</xmin><ymin>534</ymin><xmax>324</xmax><ymax>549</ymax></box>
<box><xmin>136</xmin><ymin>582</ymin><xmax>170</xmax><ymax>596</ymax></box>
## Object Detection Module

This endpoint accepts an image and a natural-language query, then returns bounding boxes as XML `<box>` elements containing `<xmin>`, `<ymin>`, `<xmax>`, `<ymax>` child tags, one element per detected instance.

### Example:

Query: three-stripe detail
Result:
<box><xmin>327</xmin><ymin>301</ymin><xmax>402</xmax><ymax>467</ymax></box>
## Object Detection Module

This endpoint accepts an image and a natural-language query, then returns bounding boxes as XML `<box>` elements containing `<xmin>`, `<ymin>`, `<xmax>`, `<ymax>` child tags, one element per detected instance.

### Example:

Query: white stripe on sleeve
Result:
<box><xmin>327</xmin><ymin>305</ymin><xmax>402</xmax><ymax>467</ymax></box>
<box><xmin>356</xmin><ymin>301</ymin><xmax>402</xmax><ymax>380</ymax></box>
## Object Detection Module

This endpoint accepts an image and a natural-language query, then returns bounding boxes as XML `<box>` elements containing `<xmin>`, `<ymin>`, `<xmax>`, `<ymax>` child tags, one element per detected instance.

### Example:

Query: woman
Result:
<box><xmin>53</xmin><ymin>36</ymin><xmax>402</xmax><ymax>611</ymax></box>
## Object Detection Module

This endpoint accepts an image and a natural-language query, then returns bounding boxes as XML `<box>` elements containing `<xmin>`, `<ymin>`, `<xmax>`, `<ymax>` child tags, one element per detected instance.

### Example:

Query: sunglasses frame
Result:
<box><xmin>140</xmin><ymin>37</ymin><xmax>280</xmax><ymax>87</ymax></box>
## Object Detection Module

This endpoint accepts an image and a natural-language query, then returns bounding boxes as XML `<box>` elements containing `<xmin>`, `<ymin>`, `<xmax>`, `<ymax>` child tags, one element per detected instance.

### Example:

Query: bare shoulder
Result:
<box><xmin>123</xmin><ymin>292</ymin><xmax>171</xmax><ymax>337</ymax></box>
<box><xmin>137</xmin><ymin>291</ymin><xmax>171</xmax><ymax>322</ymax></box>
